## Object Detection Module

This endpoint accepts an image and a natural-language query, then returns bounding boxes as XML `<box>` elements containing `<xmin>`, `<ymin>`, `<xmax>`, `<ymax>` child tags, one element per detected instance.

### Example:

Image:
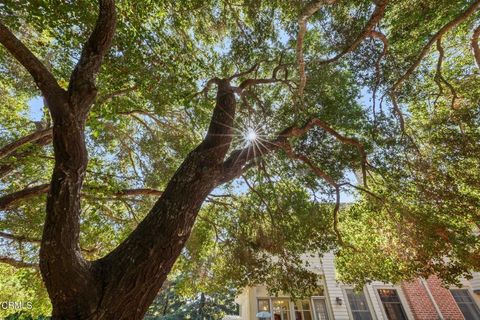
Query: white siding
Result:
<box><xmin>365</xmin><ymin>283</ymin><xmax>385</xmax><ymax>320</ymax></box>
<box><xmin>321</xmin><ymin>252</ymin><xmax>350</xmax><ymax>319</ymax></box>
<box><xmin>470</xmin><ymin>272</ymin><xmax>480</xmax><ymax>293</ymax></box>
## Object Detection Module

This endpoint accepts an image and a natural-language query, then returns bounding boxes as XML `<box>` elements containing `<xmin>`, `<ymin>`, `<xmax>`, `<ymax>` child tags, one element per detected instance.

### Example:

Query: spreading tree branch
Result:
<box><xmin>220</xmin><ymin>118</ymin><xmax>368</xmax><ymax>187</ymax></box>
<box><xmin>318</xmin><ymin>0</ymin><xmax>388</xmax><ymax>66</ymax></box>
<box><xmin>471</xmin><ymin>24</ymin><xmax>480</xmax><ymax>69</ymax></box>
<box><xmin>391</xmin><ymin>0</ymin><xmax>480</xmax><ymax>93</ymax></box>
<box><xmin>435</xmin><ymin>38</ymin><xmax>458</xmax><ymax>109</ymax></box>
<box><xmin>0</xmin><ymin>127</ymin><xmax>52</xmax><ymax>160</ymax></box>
<box><xmin>387</xmin><ymin>1</ymin><xmax>480</xmax><ymax>133</ymax></box>
<box><xmin>68</xmin><ymin>0</ymin><xmax>117</xmax><ymax>110</ymax></box>
<box><xmin>0</xmin><ymin>184</ymin><xmax>50</xmax><ymax>210</ymax></box>
<box><xmin>237</xmin><ymin>62</ymin><xmax>293</xmax><ymax>92</ymax></box>
<box><xmin>0</xmin><ymin>256</ymin><xmax>38</xmax><ymax>269</ymax></box>
<box><xmin>296</xmin><ymin>0</ymin><xmax>337</xmax><ymax>97</ymax></box>
<box><xmin>0</xmin><ymin>22</ymin><xmax>65</xmax><ymax>103</ymax></box>
<box><xmin>0</xmin><ymin>184</ymin><xmax>162</xmax><ymax>210</ymax></box>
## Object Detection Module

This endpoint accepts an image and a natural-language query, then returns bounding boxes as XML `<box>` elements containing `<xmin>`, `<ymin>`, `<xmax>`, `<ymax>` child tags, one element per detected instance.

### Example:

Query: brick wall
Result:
<box><xmin>425</xmin><ymin>276</ymin><xmax>464</xmax><ymax>320</ymax></box>
<box><xmin>401</xmin><ymin>279</ymin><xmax>439</xmax><ymax>320</ymax></box>
<box><xmin>401</xmin><ymin>276</ymin><xmax>465</xmax><ymax>320</ymax></box>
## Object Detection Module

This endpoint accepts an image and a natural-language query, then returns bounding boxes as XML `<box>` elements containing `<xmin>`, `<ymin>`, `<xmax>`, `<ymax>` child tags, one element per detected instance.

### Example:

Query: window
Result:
<box><xmin>272</xmin><ymin>299</ymin><xmax>291</xmax><ymax>320</ymax></box>
<box><xmin>450</xmin><ymin>289</ymin><xmax>480</xmax><ymax>320</ymax></box>
<box><xmin>294</xmin><ymin>300</ymin><xmax>312</xmax><ymax>320</ymax></box>
<box><xmin>312</xmin><ymin>298</ymin><xmax>329</xmax><ymax>320</ymax></box>
<box><xmin>345</xmin><ymin>289</ymin><xmax>373</xmax><ymax>320</ymax></box>
<box><xmin>257</xmin><ymin>299</ymin><xmax>271</xmax><ymax>319</ymax></box>
<box><xmin>377</xmin><ymin>289</ymin><xmax>408</xmax><ymax>320</ymax></box>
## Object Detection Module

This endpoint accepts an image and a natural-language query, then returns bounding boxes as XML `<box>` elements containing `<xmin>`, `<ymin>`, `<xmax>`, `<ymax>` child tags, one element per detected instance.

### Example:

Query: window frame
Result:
<box><xmin>271</xmin><ymin>298</ymin><xmax>292</xmax><ymax>320</ymax></box>
<box><xmin>257</xmin><ymin>297</ymin><xmax>272</xmax><ymax>319</ymax></box>
<box><xmin>373</xmin><ymin>285</ymin><xmax>412</xmax><ymax>320</ymax></box>
<box><xmin>343</xmin><ymin>286</ymin><xmax>375</xmax><ymax>320</ymax></box>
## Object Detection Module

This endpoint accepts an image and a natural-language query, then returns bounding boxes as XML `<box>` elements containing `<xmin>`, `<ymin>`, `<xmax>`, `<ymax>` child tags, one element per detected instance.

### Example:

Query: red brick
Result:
<box><xmin>401</xmin><ymin>279</ymin><xmax>439</xmax><ymax>320</ymax></box>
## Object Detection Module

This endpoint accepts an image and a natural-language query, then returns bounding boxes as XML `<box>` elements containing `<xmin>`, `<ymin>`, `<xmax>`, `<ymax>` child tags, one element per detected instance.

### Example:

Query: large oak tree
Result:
<box><xmin>1</xmin><ymin>0</ymin><xmax>479</xmax><ymax>318</ymax></box>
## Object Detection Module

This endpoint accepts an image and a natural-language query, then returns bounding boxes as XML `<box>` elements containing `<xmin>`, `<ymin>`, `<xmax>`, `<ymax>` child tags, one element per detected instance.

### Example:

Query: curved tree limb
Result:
<box><xmin>0</xmin><ymin>184</ymin><xmax>162</xmax><ymax>210</ymax></box>
<box><xmin>220</xmin><ymin>118</ymin><xmax>368</xmax><ymax>188</ymax></box>
<box><xmin>370</xmin><ymin>30</ymin><xmax>388</xmax><ymax>118</ymax></box>
<box><xmin>387</xmin><ymin>2</ymin><xmax>480</xmax><ymax>134</ymax></box>
<box><xmin>318</xmin><ymin>0</ymin><xmax>388</xmax><ymax>66</ymax></box>
<box><xmin>237</xmin><ymin>62</ymin><xmax>293</xmax><ymax>92</ymax></box>
<box><xmin>471</xmin><ymin>24</ymin><xmax>480</xmax><ymax>69</ymax></box>
<box><xmin>435</xmin><ymin>38</ymin><xmax>458</xmax><ymax>109</ymax></box>
<box><xmin>0</xmin><ymin>22</ymin><xmax>65</xmax><ymax>104</ymax></box>
<box><xmin>0</xmin><ymin>127</ymin><xmax>52</xmax><ymax>160</ymax></box>
<box><xmin>391</xmin><ymin>0</ymin><xmax>480</xmax><ymax>92</ymax></box>
<box><xmin>0</xmin><ymin>256</ymin><xmax>38</xmax><ymax>269</ymax></box>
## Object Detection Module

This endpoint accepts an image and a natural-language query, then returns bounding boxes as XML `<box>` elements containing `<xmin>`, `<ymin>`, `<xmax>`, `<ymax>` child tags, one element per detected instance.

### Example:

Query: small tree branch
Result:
<box><xmin>0</xmin><ymin>256</ymin><xmax>38</xmax><ymax>269</ymax></box>
<box><xmin>111</xmin><ymin>188</ymin><xmax>163</xmax><ymax>197</ymax></box>
<box><xmin>370</xmin><ymin>31</ymin><xmax>388</xmax><ymax>118</ymax></box>
<box><xmin>95</xmin><ymin>85</ymin><xmax>138</xmax><ymax>106</ymax></box>
<box><xmin>0</xmin><ymin>231</ymin><xmax>40</xmax><ymax>243</ymax></box>
<box><xmin>0</xmin><ymin>127</ymin><xmax>53</xmax><ymax>160</ymax></box>
<box><xmin>0</xmin><ymin>231</ymin><xmax>98</xmax><ymax>255</ymax></box>
<box><xmin>228</xmin><ymin>63</ymin><xmax>260</xmax><ymax>80</ymax></box>
<box><xmin>237</xmin><ymin>63</ymin><xmax>293</xmax><ymax>92</ymax></box>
